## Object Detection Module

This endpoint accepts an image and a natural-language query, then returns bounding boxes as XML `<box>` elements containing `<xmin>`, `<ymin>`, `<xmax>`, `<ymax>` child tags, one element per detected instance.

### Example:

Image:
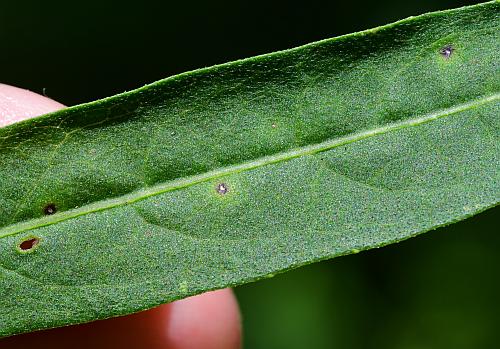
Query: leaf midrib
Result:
<box><xmin>1</xmin><ymin>92</ymin><xmax>498</xmax><ymax>239</ymax></box>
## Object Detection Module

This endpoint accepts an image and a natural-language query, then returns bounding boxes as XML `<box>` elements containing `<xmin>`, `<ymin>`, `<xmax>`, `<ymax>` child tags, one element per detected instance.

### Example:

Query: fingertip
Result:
<box><xmin>167</xmin><ymin>289</ymin><xmax>242</xmax><ymax>349</ymax></box>
<box><xmin>0</xmin><ymin>83</ymin><xmax>65</xmax><ymax>127</ymax></box>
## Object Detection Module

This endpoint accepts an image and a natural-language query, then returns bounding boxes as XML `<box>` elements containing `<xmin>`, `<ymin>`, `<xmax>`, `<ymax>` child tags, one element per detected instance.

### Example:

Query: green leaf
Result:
<box><xmin>0</xmin><ymin>1</ymin><xmax>498</xmax><ymax>337</ymax></box>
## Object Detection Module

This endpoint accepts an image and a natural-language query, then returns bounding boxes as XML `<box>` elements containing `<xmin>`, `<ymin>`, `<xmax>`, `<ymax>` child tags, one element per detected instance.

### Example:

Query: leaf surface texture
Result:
<box><xmin>0</xmin><ymin>1</ymin><xmax>498</xmax><ymax>337</ymax></box>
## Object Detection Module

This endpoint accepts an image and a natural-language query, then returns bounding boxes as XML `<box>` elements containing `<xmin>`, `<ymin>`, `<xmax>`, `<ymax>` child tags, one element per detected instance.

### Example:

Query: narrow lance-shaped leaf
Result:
<box><xmin>0</xmin><ymin>1</ymin><xmax>499</xmax><ymax>337</ymax></box>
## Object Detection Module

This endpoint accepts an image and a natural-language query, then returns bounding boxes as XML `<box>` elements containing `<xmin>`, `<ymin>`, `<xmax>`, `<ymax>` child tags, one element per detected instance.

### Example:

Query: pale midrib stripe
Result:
<box><xmin>0</xmin><ymin>92</ymin><xmax>498</xmax><ymax>239</ymax></box>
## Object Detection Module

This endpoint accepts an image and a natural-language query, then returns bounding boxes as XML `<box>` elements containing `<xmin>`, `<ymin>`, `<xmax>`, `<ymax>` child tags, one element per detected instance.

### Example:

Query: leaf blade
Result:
<box><xmin>0</xmin><ymin>1</ymin><xmax>499</xmax><ymax>337</ymax></box>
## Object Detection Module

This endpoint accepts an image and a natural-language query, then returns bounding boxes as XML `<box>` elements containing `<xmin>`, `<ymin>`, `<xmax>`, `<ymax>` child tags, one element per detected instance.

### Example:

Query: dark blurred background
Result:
<box><xmin>1</xmin><ymin>1</ymin><xmax>497</xmax><ymax>348</ymax></box>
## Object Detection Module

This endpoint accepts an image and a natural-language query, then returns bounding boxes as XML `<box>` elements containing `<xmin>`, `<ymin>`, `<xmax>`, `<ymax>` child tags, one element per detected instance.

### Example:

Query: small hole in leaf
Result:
<box><xmin>216</xmin><ymin>183</ymin><xmax>229</xmax><ymax>195</ymax></box>
<box><xmin>43</xmin><ymin>203</ymin><xmax>57</xmax><ymax>215</ymax></box>
<box><xmin>440</xmin><ymin>45</ymin><xmax>454</xmax><ymax>59</ymax></box>
<box><xmin>19</xmin><ymin>237</ymin><xmax>39</xmax><ymax>251</ymax></box>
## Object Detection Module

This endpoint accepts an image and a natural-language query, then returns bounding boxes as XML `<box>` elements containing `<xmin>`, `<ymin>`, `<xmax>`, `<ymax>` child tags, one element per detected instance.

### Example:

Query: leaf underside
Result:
<box><xmin>0</xmin><ymin>1</ymin><xmax>499</xmax><ymax>337</ymax></box>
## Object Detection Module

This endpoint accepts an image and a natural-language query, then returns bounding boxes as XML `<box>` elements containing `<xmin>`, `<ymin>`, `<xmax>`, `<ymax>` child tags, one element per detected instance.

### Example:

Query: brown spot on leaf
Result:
<box><xmin>216</xmin><ymin>183</ymin><xmax>229</xmax><ymax>195</ymax></box>
<box><xmin>43</xmin><ymin>203</ymin><xmax>57</xmax><ymax>215</ymax></box>
<box><xmin>19</xmin><ymin>237</ymin><xmax>39</xmax><ymax>252</ymax></box>
<box><xmin>440</xmin><ymin>45</ymin><xmax>454</xmax><ymax>59</ymax></box>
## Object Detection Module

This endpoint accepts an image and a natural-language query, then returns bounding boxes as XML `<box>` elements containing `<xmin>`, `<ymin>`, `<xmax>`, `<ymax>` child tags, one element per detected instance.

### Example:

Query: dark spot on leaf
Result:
<box><xmin>440</xmin><ymin>45</ymin><xmax>454</xmax><ymax>59</ymax></box>
<box><xmin>216</xmin><ymin>183</ymin><xmax>229</xmax><ymax>195</ymax></box>
<box><xmin>19</xmin><ymin>237</ymin><xmax>39</xmax><ymax>252</ymax></box>
<box><xmin>43</xmin><ymin>203</ymin><xmax>57</xmax><ymax>215</ymax></box>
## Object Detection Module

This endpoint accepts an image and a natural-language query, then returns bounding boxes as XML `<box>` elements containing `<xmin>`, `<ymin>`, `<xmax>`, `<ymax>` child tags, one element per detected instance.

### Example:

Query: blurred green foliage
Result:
<box><xmin>1</xmin><ymin>0</ymin><xmax>496</xmax><ymax>348</ymax></box>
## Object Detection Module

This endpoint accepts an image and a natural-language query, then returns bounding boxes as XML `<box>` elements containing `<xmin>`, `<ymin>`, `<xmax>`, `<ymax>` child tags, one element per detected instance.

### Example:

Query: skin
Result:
<box><xmin>0</xmin><ymin>83</ymin><xmax>242</xmax><ymax>349</ymax></box>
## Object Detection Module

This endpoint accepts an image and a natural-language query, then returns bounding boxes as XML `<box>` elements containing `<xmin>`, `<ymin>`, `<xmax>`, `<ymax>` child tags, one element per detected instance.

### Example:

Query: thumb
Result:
<box><xmin>0</xmin><ymin>83</ymin><xmax>65</xmax><ymax>126</ymax></box>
